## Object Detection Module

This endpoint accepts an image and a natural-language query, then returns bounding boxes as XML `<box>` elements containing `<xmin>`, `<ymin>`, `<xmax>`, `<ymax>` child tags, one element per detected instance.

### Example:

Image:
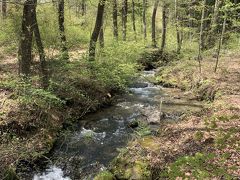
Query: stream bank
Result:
<box><xmin>108</xmin><ymin>53</ymin><xmax>240</xmax><ymax>179</ymax></box>
<box><xmin>32</xmin><ymin>69</ymin><xmax>203</xmax><ymax>180</ymax></box>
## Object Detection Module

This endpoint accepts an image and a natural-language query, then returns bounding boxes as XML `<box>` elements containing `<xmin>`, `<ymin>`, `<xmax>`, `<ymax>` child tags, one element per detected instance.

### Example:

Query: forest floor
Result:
<box><xmin>109</xmin><ymin>51</ymin><xmax>240</xmax><ymax>179</ymax></box>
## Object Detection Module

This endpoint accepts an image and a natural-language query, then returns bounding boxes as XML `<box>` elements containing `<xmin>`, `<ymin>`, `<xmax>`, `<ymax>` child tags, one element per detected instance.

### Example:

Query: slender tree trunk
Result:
<box><xmin>2</xmin><ymin>0</ymin><xmax>6</xmax><ymax>18</ymax></box>
<box><xmin>142</xmin><ymin>0</ymin><xmax>147</xmax><ymax>40</ymax></box>
<box><xmin>207</xmin><ymin>0</ymin><xmax>220</xmax><ymax>46</ymax></box>
<box><xmin>175</xmin><ymin>0</ymin><xmax>182</xmax><ymax>53</ymax></box>
<box><xmin>58</xmin><ymin>0</ymin><xmax>69</xmax><ymax>59</ymax></box>
<box><xmin>18</xmin><ymin>0</ymin><xmax>35</xmax><ymax>76</ymax></box>
<box><xmin>188</xmin><ymin>0</ymin><xmax>195</xmax><ymax>42</ymax></box>
<box><xmin>81</xmin><ymin>0</ymin><xmax>86</xmax><ymax>16</ymax></box>
<box><xmin>89</xmin><ymin>0</ymin><xmax>105</xmax><ymax>60</ymax></box>
<box><xmin>99</xmin><ymin>18</ymin><xmax>104</xmax><ymax>48</ymax></box>
<box><xmin>113</xmin><ymin>0</ymin><xmax>118</xmax><ymax>39</ymax></box>
<box><xmin>132</xmin><ymin>0</ymin><xmax>136</xmax><ymax>38</ymax></box>
<box><xmin>214</xmin><ymin>14</ymin><xmax>226</xmax><ymax>72</ymax></box>
<box><xmin>122</xmin><ymin>0</ymin><xmax>128</xmax><ymax>41</ymax></box>
<box><xmin>211</xmin><ymin>0</ymin><xmax>220</xmax><ymax>31</ymax></box>
<box><xmin>32</xmin><ymin>2</ymin><xmax>48</xmax><ymax>88</ymax></box>
<box><xmin>160</xmin><ymin>2</ymin><xmax>168</xmax><ymax>52</ymax></box>
<box><xmin>151</xmin><ymin>0</ymin><xmax>159</xmax><ymax>47</ymax></box>
<box><xmin>197</xmin><ymin>0</ymin><xmax>207</xmax><ymax>73</ymax></box>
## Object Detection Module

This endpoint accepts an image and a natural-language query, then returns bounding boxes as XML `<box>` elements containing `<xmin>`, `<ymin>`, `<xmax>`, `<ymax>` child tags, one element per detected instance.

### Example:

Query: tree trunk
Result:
<box><xmin>211</xmin><ymin>0</ymin><xmax>220</xmax><ymax>31</ymax></box>
<box><xmin>32</xmin><ymin>2</ymin><xmax>49</xmax><ymax>88</ymax></box>
<box><xmin>142</xmin><ymin>0</ymin><xmax>147</xmax><ymax>40</ymax></box>
<box><xmin>197</xmin><ymin>0</ymin><xmax>207</xmax><ymax>73</ymax></box>
<box><xmin>113</xmin><ymin>0</ymin><xmax>118</xmax><ymax>39</ymax></box>
<box><xmin>18</xmin><ymin>0</ymin><xmax>35</xmax><ymax>76</ymax></box>
<box><xmin>214</xmin><ymin>14</ymin><xmax>226</xmax><ymax>72</ymax></box>
<box><xmin>160</xmin><ymin>2</ymin><xmax>168</xmax><ymax>52</ymax></box>
<box><xmin>99</xmin><ymin>18</ymin><xmax>104</xmax><ymax>48</ymax></box>
<box><xmin>132</xmin><ymin>0</ymin><xmax>136</xmax><ymax>38</ymax></box>
<box><xmin>188</xmin><ymin>0</ymin><xmax>195</xmax><ymax>42</ymax></box>
<box><xmin>89</xmin><ymin>0</ymin><xmax>105</xmax><ymax>60</ymax></box>
<box><xmin>122</xmin><ymin>0</ymin><xmax>128</xmax><ymax>41</ymax></box>
<box><xmin>207</xmin><ymin>0</ymin><xmax>220</xmax><ymax>46</ymax></box>
<box><xmin>58</xmin><ymin>0</ymin><xmax>69</xmax><ymax>59</ymax></box>
<box><xmin>2</xmin><ymin>0</ymin><xmax>6</xmax><ymax>18</ymax></box>
<box><xmin>81</xmin><ymin>0</ymin><xmax>86</xmax><ymax>16</ymax></box>
<box><xmin>175</xmin><ymin>0</ymin><xmax>182</xmax><ymax>53</ymax></box>
<box><xmin>151</xmin><ymin>0</ymin><xmax>159</xmax><ymax>47</ymax></box>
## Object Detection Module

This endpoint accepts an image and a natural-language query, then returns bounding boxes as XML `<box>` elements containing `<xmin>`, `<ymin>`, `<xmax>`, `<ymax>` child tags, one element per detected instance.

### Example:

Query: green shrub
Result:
<box><xmin>0</xmin><ymin>78</ymin><xmax>64</xmax><ymax>110</ymax></box>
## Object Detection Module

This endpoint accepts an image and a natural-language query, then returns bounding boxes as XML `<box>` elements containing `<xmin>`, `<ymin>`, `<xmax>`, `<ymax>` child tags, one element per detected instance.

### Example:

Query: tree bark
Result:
<box><xmin>188</xmin><ymin>0</ymin><xmax>195</xmax><ymax>42</ymax></box>
<box><xmin>207</xmin><ymin>0</ymin><xmax>220</xmax><ymax>46</ymax></box>
<box><xmin>132</xmin><ymin>0</ymin><xmax>136</xmax><ymax>38</ymax></box>
<box><xmin>18</xmin><ymin>0</ymin><xmax>35</xmax><ymax>76</ymax></box>
<box><xmin>197</xmin><ymin>0</ymin><xmax>207</xmax><ymax>73</ymax></box>
<box><xmin>99</xmin><ymin>18</ymin><xmax>104</xmax><ymax>48</ymax></box>
<box><xmin>113</xmin><ymin>0</ymin><xmax>118</xmax><ymax>39</ymax></box>
<box><xmin>32</xmin><ymin>2</ymin><xmax>49</xmax><ymax>88</ymax></box>
<box><xmin>214</xmin><ymin>14</ymin><xmax>226</xmax><ymax>72</ymax></box>
<box><xmin>142</xmin><ymin>0</ymin><xmax>147</xmax><ymax>40</ymax></box>
<box><xmin>122</xmin><ymin>0</ymin><xmax>128</xmax><ymax>41</ymax></box>
<box><xmin>58</xmin><ymin>0</ymin><xmax>69</xmax><ymax>59</ymax></box>
<box><xmin>2</xmin><ymin>0</ymin><xmax>7</xmax><ymax>18</ymax></box>
<box><xmin>211</xmin><ymin>0</ymin><xmax>220</xmax><ymax>31</ymax></box>
<box><xmin>160</xmin><ymin>2</ymin><xmax>168</xmax><ymax>52</ymax></box>
<box><xmin>175</xmin><ymin>0</ymin><xmax>182</xmax><ymax>53</ymax></box>
<box><xmin>151</xmin><ymin>0</ymin><xmax>159</xmax><ymax>47</ymax></box>
<box><xmin>89</xmin><ymin>0</ymin><xmax>105</xmax><ymax>60</ymax></box>
<box><xmin>81</xmin><ymin>0</ymin><xmax>86</xmax><ymax>16</ymax></box>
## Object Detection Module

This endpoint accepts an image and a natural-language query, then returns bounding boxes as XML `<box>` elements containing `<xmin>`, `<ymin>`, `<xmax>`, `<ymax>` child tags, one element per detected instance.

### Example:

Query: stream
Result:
<box><xmin>33</xmin><ymin>70</ymin><xmax>203</xmax><ymax>180</ymax></box>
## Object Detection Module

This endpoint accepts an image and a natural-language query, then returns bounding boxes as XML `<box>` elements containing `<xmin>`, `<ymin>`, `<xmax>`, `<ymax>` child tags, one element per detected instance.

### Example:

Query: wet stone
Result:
<box><xmin>129</xmin><ymin>82</ymin><xmax>149</xmax><ymax>88</ymax></box>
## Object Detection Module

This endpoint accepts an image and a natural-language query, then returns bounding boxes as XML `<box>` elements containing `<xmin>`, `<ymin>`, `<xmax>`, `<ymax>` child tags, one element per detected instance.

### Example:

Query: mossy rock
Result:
<box><xmin>110</xmin><ymin>155</ymin><xmax>151</xmax><ymax>179</ymax></box>
<box><xmin>94</xmin><ymin>170</ymin><xmax>115</xmax><ymax>180</ymax></box>
<box><xmin>130</xmin><ymin>160</ymin><xmax>151</xmax><ymax>179</ymax></box>
<box><xmin>139</xmin><ymin>136</ymin><xmax>160</xmax><ymax>151</ymax></box>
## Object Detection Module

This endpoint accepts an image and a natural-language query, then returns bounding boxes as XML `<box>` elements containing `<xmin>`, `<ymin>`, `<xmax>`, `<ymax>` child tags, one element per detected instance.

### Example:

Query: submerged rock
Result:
<box><xmin>129</xmin><ymin>82</ymin><xmax>149</xmax><ymax>88</ymax></box>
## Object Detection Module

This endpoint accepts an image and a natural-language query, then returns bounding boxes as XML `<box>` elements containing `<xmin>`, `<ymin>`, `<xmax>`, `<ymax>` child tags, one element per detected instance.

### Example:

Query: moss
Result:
<box><xmin>132</xmin><ymin>160</ymin><xmax>151</xmax><ymax>179</ymax></box>
<box><xmin>94</xmin><ymin>170</ymin><xmax>115</xmax><ymax>180</ymax></box>
<box><xmin>110</xmin><ymin>147</ymin><xmax>151</xmax><ymax>179</ymax></box>
<box><xmin>139</xmin><ymin>136</ymin><xmax>160</xmax><ymax>151</ymax></box>
<box><xmin>111</xmin><ymin>159</ymin><xmax>151</xmax><ymax>179</ymax></box>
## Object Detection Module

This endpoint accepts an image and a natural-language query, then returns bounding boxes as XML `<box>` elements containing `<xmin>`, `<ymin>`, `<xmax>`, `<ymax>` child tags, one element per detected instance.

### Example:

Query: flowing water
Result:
<box><xmin>33</xmin><ymin>71</ymin><xmax>203</xmax><ymax>180</ymax></box>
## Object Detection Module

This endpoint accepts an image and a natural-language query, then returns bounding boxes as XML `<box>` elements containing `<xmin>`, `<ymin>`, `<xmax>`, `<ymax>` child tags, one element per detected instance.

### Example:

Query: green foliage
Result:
<box><xmin>93</xmin><ymin>41</ymin><xmax>144</xmax><ymax>90</ymax></box>
<box><xmin>0</xmin><ymin>7</ymin><xmax>22</xmax><ymax>53</ymax></box>
<box><xmin>161</xmin><ymin>153</ymin><xmax>233</xmax><ymax>179</ymax></box>
<box><xmin>0</xmin><ymin>78</ymin><xmax>64</xmax><ymax>110</ymax></box>
<box><xmin>224</xmin><ymin>33</ymin><xmax>240</xmax><ymax>51</ymax></box>
<box><xmin>136</xmin><ymin>122</ymin><xmax>152</xmax><ymax>137</ymax></box>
